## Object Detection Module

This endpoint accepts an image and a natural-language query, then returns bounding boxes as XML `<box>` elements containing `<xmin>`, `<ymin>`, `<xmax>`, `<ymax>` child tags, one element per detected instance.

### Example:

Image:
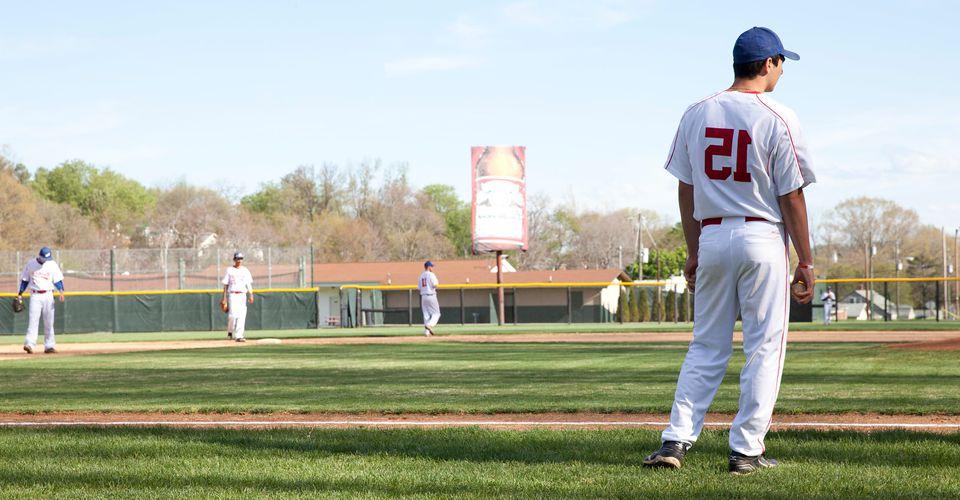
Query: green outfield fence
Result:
<box><xmin>1</xmin><ymin>276</ymin><xmax>957</xmax><ymax>335</ymax></box>
<box><xmin>0</xmin><ymin>289</ymin><xmax>319</xmax><ymax>335</ymax></box>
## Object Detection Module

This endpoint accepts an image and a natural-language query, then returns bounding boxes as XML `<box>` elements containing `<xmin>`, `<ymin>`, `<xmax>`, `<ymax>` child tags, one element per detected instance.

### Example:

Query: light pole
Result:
<box><xmin>954</xmin><ymin>227</ymin><xmax>958</xmax><ymax>317</ymax></box>
<box><xmin>895</xmin><ymin>240</ymin><xmax>901</xmax><ymax>320</ymax></box>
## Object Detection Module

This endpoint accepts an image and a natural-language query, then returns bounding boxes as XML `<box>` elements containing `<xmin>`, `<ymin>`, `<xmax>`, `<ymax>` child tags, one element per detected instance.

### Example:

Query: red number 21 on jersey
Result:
<box><xmin>704</xmin><ymin>127</ymin><xmax>752</xmax><ymax>183</ymax></box>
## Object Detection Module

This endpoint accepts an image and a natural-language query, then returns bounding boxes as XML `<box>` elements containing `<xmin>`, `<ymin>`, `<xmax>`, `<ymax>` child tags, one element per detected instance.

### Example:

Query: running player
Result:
<box><xmin>18</xmin><ymin>247</ymin><xmax>65</xmax><ymax>354</ymax></box>
<box><xmin>643</xmin><ymin>27</ymin><xmax>816</xmax><ymax>475</ymax></box>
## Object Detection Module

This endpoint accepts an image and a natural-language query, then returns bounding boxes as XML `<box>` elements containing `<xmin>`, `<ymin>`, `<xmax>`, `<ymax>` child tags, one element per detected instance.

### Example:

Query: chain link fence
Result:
<box><xmin>0</xmin><ymin>247</ymin><xmax>314</xmax><ymax>292</ymax></box>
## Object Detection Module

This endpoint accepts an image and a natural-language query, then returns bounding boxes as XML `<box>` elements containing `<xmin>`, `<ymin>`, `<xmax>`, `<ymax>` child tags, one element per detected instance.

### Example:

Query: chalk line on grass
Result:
<box><xmin>1</xmin><ymin>420</ymin><xmax>958</xmax><ymax>430</ymax></box>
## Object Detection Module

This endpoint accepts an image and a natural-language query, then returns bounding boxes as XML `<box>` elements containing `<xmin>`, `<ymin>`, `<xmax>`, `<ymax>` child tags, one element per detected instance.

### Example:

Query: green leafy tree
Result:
<box><xmin>680</xmin><ymin>291</ymin><xmax>691</xmax><ymax>322</ymax></box>
<box><xmin>421</xmin><ymin>184</ymin><xmax>471</xmax><ymax>256</ymax></box>
<box><xmin>665</xmin><ymin>290</ymin><xmax>676</xmax><ymax>322</ymax></box>
<box><xmin>651</xmin><ymin>289</ymin><xmax>664</xmax><ymax>322</ymax></box>
<box><xmin>638</xmin><ymin>287</ymin><xmax>650</xmax><ymax>322</ymax></box>
<box><xmin>32</xmin><ymin>160</ymin><xmax>155</xmax><ymax>237</ymax></box>
<box><xmin>628</xmin><ymin>288</ymin><xmax>639</xmax><ymax>322</ymax></box>
<box><xmin>618</xmin><ymin>288</ymin><xmax>630</xmax><ymax>323</ymax></box>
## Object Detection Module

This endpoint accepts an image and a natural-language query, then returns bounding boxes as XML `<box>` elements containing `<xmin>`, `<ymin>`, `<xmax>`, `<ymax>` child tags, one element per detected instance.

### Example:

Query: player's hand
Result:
<box><xmin>791</xmin><ymin>265</ymin><xmax>815</xmax><ymax>304</ymax></box>
<box><xmin>683</xmin><ymin>256</ymin><xmax>698</xmax><ymax>293</ymax></box>
<box><xmin>248</xmin><ymin>295</ymin><xmax>254</xmax><ymax>304</ymax></box>
<box><xmin>59</xmin><ymin>293</ymin><xmax>65</xmax><ymax>303</ymax></box>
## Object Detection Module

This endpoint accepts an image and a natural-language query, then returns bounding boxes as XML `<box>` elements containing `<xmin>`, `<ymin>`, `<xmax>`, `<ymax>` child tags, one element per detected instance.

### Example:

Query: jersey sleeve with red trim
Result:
<box><xmin>663</xmin><ymin>115</ymin><xmax>694</xmax><ymax>185</ymax></box>
<box><xmin>762</xmin><ymin>98</ymin><xmax>816</xmax><ymax>195</ymax></box>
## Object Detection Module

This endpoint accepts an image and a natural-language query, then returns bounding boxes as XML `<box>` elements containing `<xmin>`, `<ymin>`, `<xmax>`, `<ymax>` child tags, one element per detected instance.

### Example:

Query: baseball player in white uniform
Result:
<box><xmin>418</xmin><ymin>261</ymin><xmax>440</xmax><ymax>336</ymax></box>
<box><xmin>821</xmin><ymin>287</ymin><xmax>836</xmax><ymax>325</ymax></box>
<box><xmin>643</xmin><ymin>27</ymin><xmax>815</xmax><ymax>475</ymax></box>
<box><xmin>18</xmin><ymin>247</ymin><xmax>66</xmax><ymax>354</ymax></box>
<box><xmin>221</xmin><ymin>252</ymin><xmax>254</xmax><ymax>342</ymax></box>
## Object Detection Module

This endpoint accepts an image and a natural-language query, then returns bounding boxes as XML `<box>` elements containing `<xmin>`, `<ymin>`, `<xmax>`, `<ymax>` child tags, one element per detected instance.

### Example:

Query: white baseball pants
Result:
<box><xmin>823</xmin><ymin>302</ymin><xmax>833</xmax><ymax>325</ymax></box>
<box><xmin>421</xmin><ymin>294</ymin><xmax>441</xmax><ymax>333</ymax></box>
<box><xmin>662</xmin><ymin>218</ymin><xmax>790</xmax><ymax>456</ymax></box>
<box><xmin>25</xmin><ymin>292</ymin><xmax>56</xmax><ymax>350</ymax></box>
<box><xmin>227</xmin><ymin>293</ymin><xmax>248</xmax><ymax>340</ymax></box>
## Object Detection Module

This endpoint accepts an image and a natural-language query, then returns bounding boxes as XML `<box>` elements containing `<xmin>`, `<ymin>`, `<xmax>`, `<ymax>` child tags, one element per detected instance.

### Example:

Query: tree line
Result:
<box><xmin>1</xmin><ymin>155</ymin><xmax>952</xmax><ymax>290</ymax></box>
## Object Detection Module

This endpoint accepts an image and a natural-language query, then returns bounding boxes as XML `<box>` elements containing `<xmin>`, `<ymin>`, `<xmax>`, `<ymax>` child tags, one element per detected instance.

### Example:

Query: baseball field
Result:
<box><xmin>1</xmin><ymin>324</ymin><xmax>958</xmax><ymax>498</ymax></box>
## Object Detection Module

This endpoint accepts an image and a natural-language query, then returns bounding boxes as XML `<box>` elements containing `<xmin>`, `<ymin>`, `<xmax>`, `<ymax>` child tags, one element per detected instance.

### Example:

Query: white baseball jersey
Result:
<box><xmin>418</xmin><ymin>271</ymin><xmax>439</xmax><ymax>295</ymax></box>
<box><xmin>20</xmin><ymin>259</ymin><xmax>64</xmax><ymax>292</ymax></box>
<box><xmin>664</xmin><ymin>90</ymin><xmax>816</xmax><ymax>222</ymax></box>
<box><xmin>222</xmin><ymin>266</ymin><xmax>253</xmax><ymax>293</ymax></box>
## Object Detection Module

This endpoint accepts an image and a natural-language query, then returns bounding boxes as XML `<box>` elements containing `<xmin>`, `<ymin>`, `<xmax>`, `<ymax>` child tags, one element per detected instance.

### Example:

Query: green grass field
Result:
<box><xmin>0</xmin><ymin>427</ymin><xmax>957</xmax><ymax>498</ymax></box>
<box><xmin>0</xmin><ymin>342</ymin><xmax>956</xmax><ymax>414</ymax></box>
<box><xmin>0</xmin><ymin>319</ymin><xmax>956</xmax><ymax>345</ymax></box>
<box><xmin>1</xmin><ymin>336</ymin><xmax>957</xmax><ymax>497</ymax></box>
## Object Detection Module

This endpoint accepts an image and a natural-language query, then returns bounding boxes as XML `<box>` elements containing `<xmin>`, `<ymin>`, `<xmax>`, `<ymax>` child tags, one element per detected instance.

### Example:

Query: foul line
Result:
<box><xmin>0</xmin><ymin>420</ymin><xmax>958</xmax><ymax>429</ymax></box>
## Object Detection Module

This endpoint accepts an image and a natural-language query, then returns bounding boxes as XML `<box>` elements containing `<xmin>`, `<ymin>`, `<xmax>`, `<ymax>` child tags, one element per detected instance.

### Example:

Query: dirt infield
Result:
<box><xmin>0</xmin><ymin>411</ymin><xmax>957</xmax><ymax>432</ymax></box>
<box><xmin>2</xmin><ymin>329</ymin><xmax>959</xmax><ymax>360</ymax></box>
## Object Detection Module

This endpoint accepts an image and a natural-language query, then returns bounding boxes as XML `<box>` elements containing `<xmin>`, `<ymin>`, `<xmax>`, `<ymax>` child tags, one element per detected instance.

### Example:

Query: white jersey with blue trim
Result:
<box><xmin>664</xmin><ymin>90</ymin><xmax>816</xmax><ymax>222</ymax></box>
<box><xmin>418</xmin><ymin>271</ymin><xmax>439</xmax><ymax>295</ymax></box>
<box><xmin>20</xmin><ymin>259</ymin><xmax>64</xmax><ymax>292</ymax></box>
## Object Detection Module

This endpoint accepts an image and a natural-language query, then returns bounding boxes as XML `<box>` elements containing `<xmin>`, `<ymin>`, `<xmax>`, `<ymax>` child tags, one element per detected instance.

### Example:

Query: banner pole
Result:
<box><xmin>496</xmin><ymin>251</ymin><xmax>505</xmax><ymax>326</ymax></box>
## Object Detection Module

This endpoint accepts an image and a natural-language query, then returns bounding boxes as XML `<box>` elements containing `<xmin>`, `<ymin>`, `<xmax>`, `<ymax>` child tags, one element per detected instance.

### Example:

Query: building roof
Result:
<box><xmin>311</xmin><ymin>258</ymin><xmax>631</xmax><ymax>286</ymax></box>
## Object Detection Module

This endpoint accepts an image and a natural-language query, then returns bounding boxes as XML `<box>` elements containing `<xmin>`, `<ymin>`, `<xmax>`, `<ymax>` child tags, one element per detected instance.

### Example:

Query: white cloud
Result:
<box><xmin>444</xmin><ymin>16</ymin><xmax>487</xmax><ymax>44</ymax></box>
<box><xmin>383</xmin><ymin>56</ymin><xmax>479</xmax><ymax>76</ymax></box>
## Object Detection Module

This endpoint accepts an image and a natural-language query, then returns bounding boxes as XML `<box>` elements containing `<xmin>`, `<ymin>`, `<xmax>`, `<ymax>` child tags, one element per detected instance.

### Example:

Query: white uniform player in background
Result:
<box><xmin>18</xmin><ymin>247</ymin><xmax>66</xmax><ymax>354</ymax></box>
<box><xmin>418</xmin><ymin>261</ymin><xmax>440</xmax><ymax>336</ymax></box>
<box><xmin>221</xmin><ymin>251</ymin><xmax>254</xmax><ymax>343</ymax></box>
<box><xmin>821</xmin><ymin>287</ymin><xmax>836</xmax><ymax>325</ymax></box>
<box><xmin>643</xmin><ymin>27</ymin><xmax>816</xmax><ymax>475</ymax></box>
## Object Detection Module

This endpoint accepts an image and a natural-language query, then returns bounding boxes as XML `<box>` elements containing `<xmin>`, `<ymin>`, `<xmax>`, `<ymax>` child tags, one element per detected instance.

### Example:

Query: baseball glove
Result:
<box><xmin>12</xmin><ymin>297</ymin><xmax>24</xmax><ymax>314</ymax></box>
<box><xmin>220</xmin><ymin>299</ymin><xmax>229</xmax><ymax>314</ymax></box>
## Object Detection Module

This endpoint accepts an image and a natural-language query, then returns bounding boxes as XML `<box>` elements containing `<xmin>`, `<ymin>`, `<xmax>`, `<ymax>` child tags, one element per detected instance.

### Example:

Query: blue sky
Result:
<box><xmin>1</xmin><ymin>1</ymin><xmax>958</xmax><ymax>230</ymax></box>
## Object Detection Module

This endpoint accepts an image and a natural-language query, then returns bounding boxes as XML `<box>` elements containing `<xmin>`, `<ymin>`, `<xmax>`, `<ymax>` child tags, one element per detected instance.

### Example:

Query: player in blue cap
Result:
<box><xmin>643</xmin><ymin>26</ymin><xmax>815</xmax><ymax>474</ymax></box>
<box><xmin>17</xmin><ymin>247</ymin><xmax>66</xmax><ymax>353</ymax></box>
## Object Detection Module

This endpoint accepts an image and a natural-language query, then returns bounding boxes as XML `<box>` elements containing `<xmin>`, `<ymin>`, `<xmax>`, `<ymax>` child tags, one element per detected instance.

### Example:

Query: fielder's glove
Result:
<box><xmin>12</xmin><ymin>297</ymin><xmax>24</xmax><ymax>314</ymax></box>
<box><xmin>220</xmin><ymin>299</ymin><xmax>229</xmax><ymax>314</ymax></box>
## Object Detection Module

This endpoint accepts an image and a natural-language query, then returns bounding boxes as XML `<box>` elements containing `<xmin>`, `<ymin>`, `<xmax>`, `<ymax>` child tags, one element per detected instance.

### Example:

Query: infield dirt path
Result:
<box><xmin>0</xmin><ymin>411</ymin><xmax>957</xmax><ymax>432</ymax></box>
<box><xmin>1</xmin><ymin>329</ymin><xmax>959</xmax><ymax>361</ymax></box>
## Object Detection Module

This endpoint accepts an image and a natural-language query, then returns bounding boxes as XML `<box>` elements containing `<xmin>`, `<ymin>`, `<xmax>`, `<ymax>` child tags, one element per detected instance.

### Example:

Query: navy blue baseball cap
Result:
<box><xmin>733</xmin><ymin>27</ymin><xmax>799</xmax><ymax>64</ymax></box>
<box><xmin>424</xmin><ymin>261</ymin><xmax>434</xmax><ymax>268</ymax></box>
<box><xmin>38</xmin><ymin>247</ymin><xmax>52</xmax><ymax>260</ymax></box>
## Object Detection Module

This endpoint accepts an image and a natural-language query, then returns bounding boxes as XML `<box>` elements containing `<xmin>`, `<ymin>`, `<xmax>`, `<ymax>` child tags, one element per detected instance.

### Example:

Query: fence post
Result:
<box><xmin>936</xmin><ymin>281</ymin><xmax>941</xmax><ymax>322</ymax></box>
<box><xmin>178</xmin><ymin>258</ymin><xmax>186</xmax><ymax>290</ymax></box>
<box><xmin>567</xmin><ymin>287</ymin><xmax>572</xmax><ymax>324</ymax></box>
<box><xmin>408</xmin><ymin>289</ymin><xmax>413</xmax><ymax>326</ymax></box>
<box><xmin>459</xmin><ymin>288</ymin><xmax>465</xmax><ymax>325</ymax></box>
<box><xmin>883</xmin><ymin>281</ymin><xmax>889</xmax><ymax>321</ymax></box>
<box><xmin>513</xmin><ymin>288</ymin><xmax>519</xmax><ymax>325</ymax></box>
<box><xmin>315</xmin><ymin>287</ymin><xmax>321</xmax><ymax>329</ymax></box>
<box><xmin>267</xmin><ymin>247</ymin><xmax>273</xmax><ymax>289</ymax></box>
<box><xmin>357</xmin><ymin>289</ymin><xmax>362</xmax><ymax>327</ymax></box>
<box><xmin>298</xmin><ymin>256</ymin><xmax>306</xmax><ymax>288</ymax></box>
<box><xmin>109</xmin><ymin>248</ymin><xmax>116</xmax><ymax>292</ymax></box>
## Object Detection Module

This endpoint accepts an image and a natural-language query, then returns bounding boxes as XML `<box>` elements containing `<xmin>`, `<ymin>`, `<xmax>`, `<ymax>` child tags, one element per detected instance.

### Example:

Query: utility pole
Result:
<box><xmin>954</xmin><ymin>227</ymin><xmax>959</xmax><ymax>317</ymax></box>
<box><xmin>635</xmin><ymin>213</ymin><xmax>645</xmax><ymax>281</ymax></box>
<box><xmin>895</xmin><ymin>240</ymin><xmax>901</xmax><ymax>320</ymax></box>
<box><xmin>943</xmin><ymin>227</ymin><xmax>949</xmax><ymax>320</ymax></box>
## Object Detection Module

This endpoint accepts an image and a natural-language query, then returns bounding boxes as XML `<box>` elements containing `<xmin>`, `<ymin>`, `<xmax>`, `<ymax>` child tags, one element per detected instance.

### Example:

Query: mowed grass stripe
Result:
<box><xmin>0</xmin><ymin>342</ymin><xmax>956</xmax><ymax>414</ymax></box>
<box><xmin>0</xmin><ymin>427</ymin><xmax>957</xmax><ymax>498</ymax></box>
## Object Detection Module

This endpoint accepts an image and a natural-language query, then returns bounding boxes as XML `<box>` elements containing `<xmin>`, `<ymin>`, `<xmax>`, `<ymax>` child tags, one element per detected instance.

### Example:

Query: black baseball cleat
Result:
<box><xmin>643</xmin><ymin>441</ymin><xmax>690</xmax><ymax>469</ymax></box>
<box><xmin>227</xmin><ymin>331</ymin><xmax>233</xmax><ymax>339</ymax></box>
<box><xmin>23</xmin><ymin>345</ymin><xmax>33</xmax><ymax>354</ymax></box>
<box><xmin>729</xmin><ymin>451</ymin><xmax>779</xmax><ymax>475</ymax></box>
<box><xmin>44</xmin><ymin>348</ymin><xmax>57</xmax><ymax>354</ymax></box>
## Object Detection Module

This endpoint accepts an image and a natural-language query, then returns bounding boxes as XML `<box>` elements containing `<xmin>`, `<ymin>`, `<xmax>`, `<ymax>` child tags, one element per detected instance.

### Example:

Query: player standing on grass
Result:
<box><xmin>17</xmin><ymin>247</ymin><xmax>66</xmax><ymax>354</ymax></box>
<box><xmin>643</xmin><ymin>27</ymin><xmax>816</xmax><ymax>475</ymax></box>
<box><xmin>418</xmin><ymin>261</ymin><xmax>440</xmax><ymax>336</ymax></box>
<box><xmin>221</xmin><ymin>251</ymin><xmax>254</xmax><ymax>343</ymax></box>
<box><xmin>821</xmin><ymin>287</ymin><xmax>836</xmax><ymax>325</ymax></box>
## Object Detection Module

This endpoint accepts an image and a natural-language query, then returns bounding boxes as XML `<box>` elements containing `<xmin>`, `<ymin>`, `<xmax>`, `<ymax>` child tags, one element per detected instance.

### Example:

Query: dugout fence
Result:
<box><xmin>0</xmin><ymin>289</ymin><xmax>319</xmax><ymax>335</ymax></box>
